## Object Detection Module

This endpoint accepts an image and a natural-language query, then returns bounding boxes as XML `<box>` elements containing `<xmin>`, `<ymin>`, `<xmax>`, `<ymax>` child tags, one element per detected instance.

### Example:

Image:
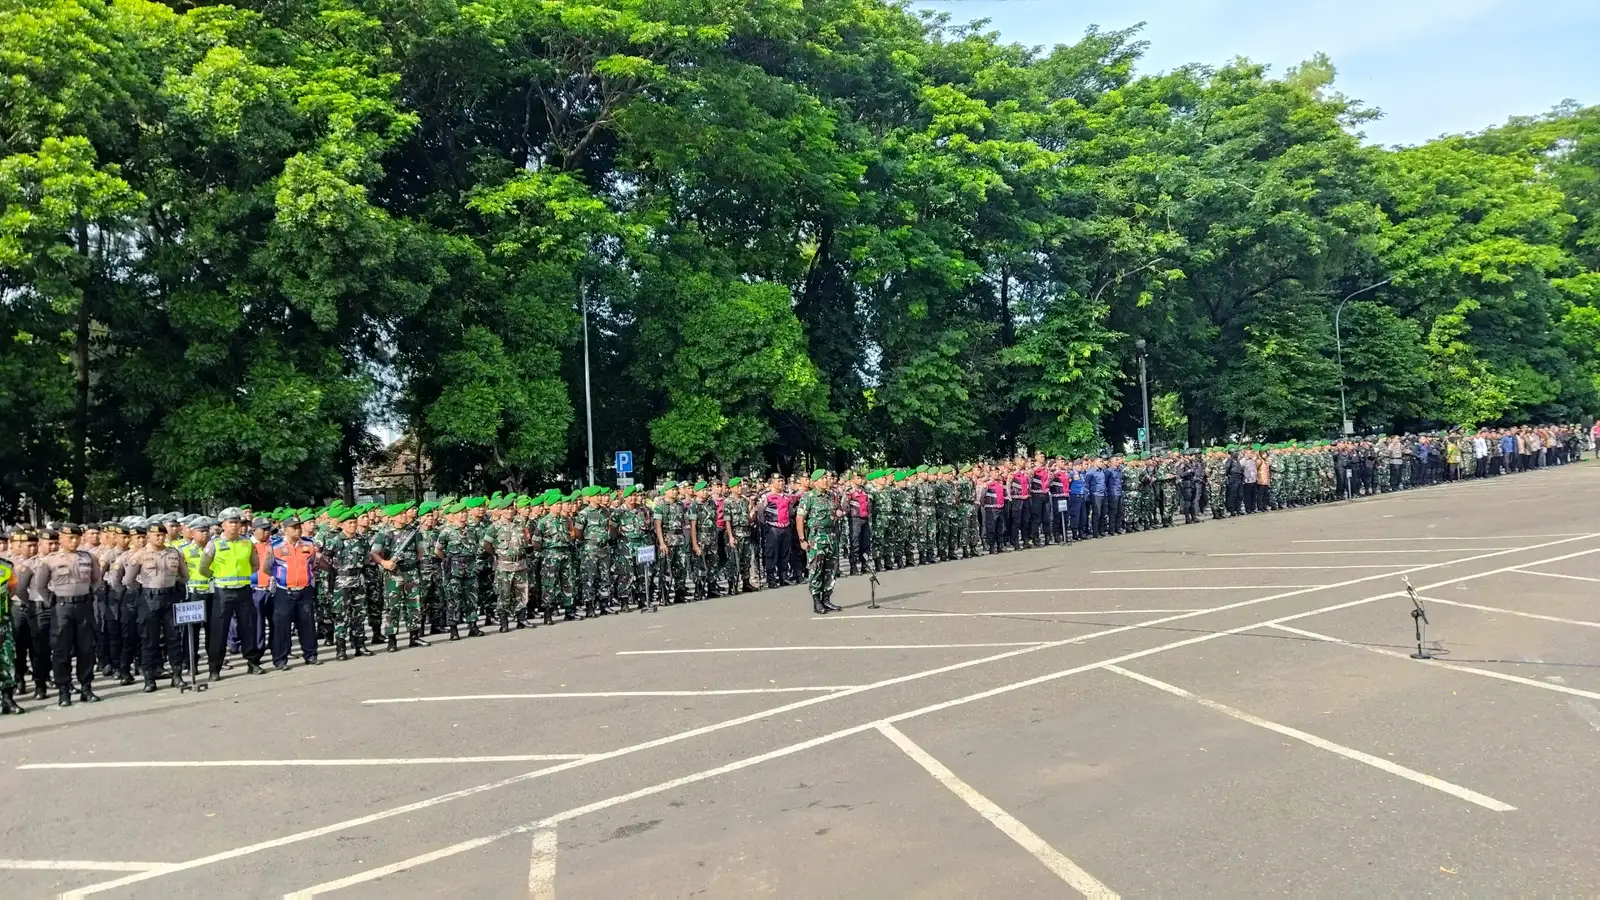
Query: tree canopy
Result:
<box><xmin>2</xmin><ymin>0</ymin><xmax>1597</xmax><ymax>517</ymax></box>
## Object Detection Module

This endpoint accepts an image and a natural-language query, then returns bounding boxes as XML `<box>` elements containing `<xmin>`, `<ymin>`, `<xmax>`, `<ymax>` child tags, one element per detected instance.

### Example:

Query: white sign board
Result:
<box><xmin>173</xmin><ymin>600</ymin><xmax>207</xmax><ymax>625</ymax></box>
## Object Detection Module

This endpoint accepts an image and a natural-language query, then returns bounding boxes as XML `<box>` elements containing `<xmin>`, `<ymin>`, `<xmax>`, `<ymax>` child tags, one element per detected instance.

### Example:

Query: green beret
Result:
<box><xmin>727</xmin><ymin>477</ymin><xmax>742</xmax><ymax>487</ymax></box>
<box><xmin>941</xmin><ymin>465</ymin><xmax>954</xmax><ymax>474</ymax></box>
<box><xmin>893</xmin><ymin>472</ymin><xmax>907</xmax><ymax>482</ymax></box>
<box><xmin>810</xmin><ymin>469</ymin><xmax>826</xmax><ymax>480</ymax></box>
<box><xmin>693</xmin><ymin>481</ymin><xmax>707</xmax><ymax>491</ymax></box>
<box><xmin>418</xmin><ymin>501</ymin><xmax>436</xmax><ymax>515</ymax></box>
<box><xmin>516</xmin><ymin>496</ymin><xmax>531</xmax><ymax>508</ymax></box>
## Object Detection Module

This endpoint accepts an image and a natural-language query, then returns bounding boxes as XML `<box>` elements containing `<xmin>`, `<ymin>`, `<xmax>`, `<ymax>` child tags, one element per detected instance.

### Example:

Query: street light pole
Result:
<box><xmin>581</xmin><ymin>278</ymin><xmax>596</xmax><ymax>487</ymax></box>
<box><xmin>1135</xmin><ymin>338</ymin><xmax>1151</xmax><ymax>454</ymax></box>
<box><xmin>1334</xmin><ymin>279</ymin><xmax>1392</xmax><ymax>436</ymax></box>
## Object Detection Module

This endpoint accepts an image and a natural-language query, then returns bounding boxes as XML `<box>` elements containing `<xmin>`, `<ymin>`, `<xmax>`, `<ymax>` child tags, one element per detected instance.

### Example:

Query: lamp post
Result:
<box><xmin>1135</xmin><ymin>338</ymin><xmax>1151</xmax><ymax>454</ymax></box>
<box><xmin>580</xmin><ymin>278</ymin><xmax>596</xmax><ymax>487</ymax></box>
<box><xmin>1334</xmin><ymin>279</ymin><xmax>1392</xmax><ymax>436</ymax></box>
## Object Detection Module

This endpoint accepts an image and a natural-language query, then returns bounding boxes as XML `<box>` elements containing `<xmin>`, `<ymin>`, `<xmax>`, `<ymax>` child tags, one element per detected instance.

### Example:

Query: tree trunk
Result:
<box><xmin>71</xmin><ymin>225</ymin><xmax>92</xmax><ymax>522</ymax></box>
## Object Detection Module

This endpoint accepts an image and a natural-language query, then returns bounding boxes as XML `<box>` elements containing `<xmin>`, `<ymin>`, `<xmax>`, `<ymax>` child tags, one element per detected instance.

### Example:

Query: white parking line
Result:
<box><xmin>1103</xmin><ymin>665</ymin><xmax>1515</xmax><ymax>812</ymax></box>
<box><xmin>19</xmin><ymin>756</ymin><xmax>591</xmax><ymax>770</ymax></box>
<box><xmin>1419</xmin><ymin>596</ymin><xmax>1600</xmax><ymax>629</ymax></box>
<box><xmin>0</xmin><ymin>860</ymin><xmax>171</xmax><ymax>872</ymax></box>
<box><xmin>1091</xmin><ymin>565</ymin><xmax>1414</xmax><ymax>573</ymax></box>
<box><xmin>1208</xmin><ymin>549</ymin><xmax>1514</xmax><ymax>556</ymax></box>
<box><xmin>962</xmin><ymin>586</ymin><xmax>1320</xmax><ymax>593</ymax></box>
<box><xmin>1268</xmin><ymin>623</ymin><xmax>1600</xmax><ymax>702</ymax></box>
<box><xmin>362</xmin><ymin>688</ymin><xmax>858</xmax><ymax>704</ymax></box>
<box><xmin>876</xmin><ymin>723</ymin><xmax>1118</xmax><ymax>898</ymax></box>
<box><xmin>1512</xmin><ymin>568</ymin><xmax>1600</xmax><ymax>584</ymax></box>
<box><xmin>1293</xmin><ymin>535</ymin><xmax>1587</xmax><ymax>542</ymax></box>
<box><xmin>80</xmin><ymin>535</ymin><xmax>1600</xmax><ymax>899</ymax></box>
<box><xmin>814</xmin><ymin>610</ymin><xmax>1201</xmax><ymax>620</ymax></box>
<box><xmin>617</xmin><ymin>643</ymin><xmax>1048</xmax><ymax>654</ymax></box>
<box><xmin>528</xmin><ymin>827</ymin><xmax>557</xmax><ymax>900</ymax></box>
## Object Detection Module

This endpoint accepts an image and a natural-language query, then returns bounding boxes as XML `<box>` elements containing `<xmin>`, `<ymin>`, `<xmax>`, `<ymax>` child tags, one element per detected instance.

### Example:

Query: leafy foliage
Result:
<box><xmin>1</xmin><ymin>0</ymin><xmax>1596</xmax><ymax>515</ymax></box>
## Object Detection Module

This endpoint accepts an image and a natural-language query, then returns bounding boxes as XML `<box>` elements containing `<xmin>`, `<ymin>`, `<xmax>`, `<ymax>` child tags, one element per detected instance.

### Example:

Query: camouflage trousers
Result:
<box><xmin>329</xmin><ymin>578</ymin><xmax>366</xmax><ymax>643</ymax></box>
<box><xmin>579</xmin><ymin>543</ymin><xmax>613</xmax><ymax>609</ymax></box>
<box><xmin>660</xmin><ymin>540</ymin><xmax>688</xmax><ymax>602</ymax></box>
<box><xmin>494</xmin><ymin>567</ymin><xmax>528</xmax><ymax>620</ymax></box>
<box><xmin>444</xmin><ymin>562</ymin><xmax>479</xmax><ymax>626</ymax></box>
<box><xmin>382</xmin><ymin>571</ymin><xmax>421</xmax><ymax>637</ymax></box>
<box><xmin>0</xmin><ymin>616</ymin><xmax>14</xmax><ymax>690</ymax></box>
<box><xmin>725</xmin><ymin>530</ymin><xmax>755</xmax><ymax>594</ymax></box>
<box><xmin>420</xmin><ymin>568</ymin><xmax>443</xmax><ymax>627</ymax></box>
<box><xmin>806</xmin><ymin>539</ymin><xmax>838</xmax><ymax>602</ymax></box>
<box><xmin>541</xmin><ymin>551</ymin><xmax>575</xmax><ymax>611</ymax></box>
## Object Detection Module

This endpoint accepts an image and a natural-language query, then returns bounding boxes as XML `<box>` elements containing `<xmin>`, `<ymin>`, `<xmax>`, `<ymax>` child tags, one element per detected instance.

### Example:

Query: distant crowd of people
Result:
<box><xmin>0</xmin><ymin>422</ymin><xmax>1590</xmax><ymax>714</ymax></box>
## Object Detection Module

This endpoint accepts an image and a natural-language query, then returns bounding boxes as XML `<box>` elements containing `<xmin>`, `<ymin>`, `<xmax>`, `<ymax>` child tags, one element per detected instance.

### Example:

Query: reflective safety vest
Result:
<box><xmin>0</xmin><ymin>559</ymin><xmax>11</xmax><ymax>619</ymax></box>
<box><xmin>181</xmin><ymin>541</ymin><xmax>211</xmax><ymax>593</ymax></box>
<box><xmin>209</xmin><ymin>538</ymin><xmax>255</xmax><ymax>589</ymax></box>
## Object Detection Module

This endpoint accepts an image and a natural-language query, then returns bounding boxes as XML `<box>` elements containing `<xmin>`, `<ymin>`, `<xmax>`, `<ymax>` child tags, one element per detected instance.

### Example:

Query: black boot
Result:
<box><xmin>57</xmin><ymin>685</ymin><xmax>72</xmax><ymax>708</ymax></box>
<box><xmin>498</xmin><ymin>621</ymin><xmax>510</xmax><ymax>633</ymax></box>
<box><xmin>448</xmin><ymin>624</ymin><xmax>461</xmax><ymax>642</ymax></box>
<box><xmin>822</xmin><ymin>594</ymin><xmax>842</xmax><ymax>613</ymax></box>
<box><xmin>813</xmin><ymin>597</ymin><xmax>829</xmax><ymax>615</ymax></box>
<box><xmin>78</xmin><ymin>685</ymin><xmax>101</xmax><ymax>703</ymax></box>
<box><xmin>467</xmin><ymin>624</ymin><xmax>484</xmax><ymax>638</ymax></box>
<box><xmin>32</xmin><ymin>682</ymin><xmax>47</xmax><ymax>701</ymax></box>
<box><xmin>207</xmin><ymin>670</ymin><xmax>222</xmax><ymax>683</ymax></box>
<box><xmin>118</xmin><ymin>671</ymin><xmax>134</xmax><ymax>686</ymax></box>
<box><xmin>143</xmin><ymin>679</ymin><xmax>158</xmax><ymax>693</ymax></box>
<box><xmin>353</xmin><ymin>639</ymin><xmax>374</xmax><ymax>658</ymax></box>
<box><xmin>336</xmin><ymin>639</ymin><xmax>349</xmax><ymax>661</ymax></box>
<box><xmin>408</xmin><ymin>632</ymin><xmax>429</xmax><ymax>648</ymax></box>
<box><xmin>386</xmin><ymin>636</ymin><xmax>398</xmax><ymax>653</ymax></box>
<box><xmin>543</xmin><ymin>606</ymin><xmax>554</xmax><ymax>626</ymax></box>
<box><xmin>0</xmin><ymin>688</ymin><xmax>22</xmax><ymax>714</ymax></box>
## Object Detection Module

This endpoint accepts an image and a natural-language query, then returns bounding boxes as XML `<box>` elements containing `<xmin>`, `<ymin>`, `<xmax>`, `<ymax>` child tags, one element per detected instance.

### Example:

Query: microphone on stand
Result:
<box><xmin>1404</xmin><ymin>576</ymin><xmax>1432</xmax><ymax>660</ymax></box>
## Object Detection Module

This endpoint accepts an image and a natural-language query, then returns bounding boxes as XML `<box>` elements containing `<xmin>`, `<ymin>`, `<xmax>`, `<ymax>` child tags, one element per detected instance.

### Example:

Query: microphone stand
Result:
<box><xmin>1404</xmin><ymin>576</ymin><xmax>1432</xmax><ymax>659</ymax></box>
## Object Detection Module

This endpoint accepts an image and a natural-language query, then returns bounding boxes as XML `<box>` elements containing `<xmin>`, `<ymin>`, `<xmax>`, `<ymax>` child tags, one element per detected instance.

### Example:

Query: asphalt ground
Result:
<box><xmin>3</xmin><ymin>461</ymin><xmax>1600</xmax><ymax>899</ymax></box>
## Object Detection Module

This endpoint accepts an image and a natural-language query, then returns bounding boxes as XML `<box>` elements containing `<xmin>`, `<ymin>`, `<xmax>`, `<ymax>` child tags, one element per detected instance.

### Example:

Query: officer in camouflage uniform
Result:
<box><xmin>436</xmin><ymin>501</ymin><xmax>485</xmax><ymax>639</ymax></box>
<box><xmin>537</xmin><ymin>493</ymin><xmax>578</xmax><ymax>621</ymax></box>
<box><xmin>795</xmin><ymin>470</ymin><xmax>843</xmax><ymax>615</ymax></box>
<box><xmin>689</xmin><ymin>482</ymin><xmax>716</xmax><ymax>599</ymax></box>
<box><xmin>0</xmin><ymin>546</ymin><xmax>20</xmax><ymax>713</ymax></box>
<box><xmin>370</xmin><ymin>504</ymin><xmax>428</xmax><ymax>652</ymax></box>
<box><xmin>722</xmin><ymin>478</ymin><xmax>756</xmax><ymax>594</ymax></box>
<box><xmin>653</xmin><ymin>483</ymin><xmax>689</xmax><ymax>603</ymax></box>
<box><xmin>490</xmin><ymin>495</ymin><xmax>531</xmax><ymax>629</ymax></box>
<box><xmin>322</xmin><ymin>512</ymin><xmax>375</xmax><ymax>660</ymax></box>
<box><xmin>612</xmin><ymin>487</ymin><xmax>652</xmax><ymax>608</ymax></box>
<box><xmin>576</xmin><ymin>486</ymin><xmax>615</xmax><ymax>617</ymax></box>
<box><xmin>416</xmin><ymin>502</ymin><xmax>444</xmax><ymax>635</ymax></box>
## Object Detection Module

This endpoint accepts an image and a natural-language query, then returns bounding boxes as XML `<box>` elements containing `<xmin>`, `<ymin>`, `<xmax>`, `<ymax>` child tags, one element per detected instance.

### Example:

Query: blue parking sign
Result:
<box><xmin>615</xmin><ymin>450</ymin><xmax>633</xmax><ymax>474</ymax></box>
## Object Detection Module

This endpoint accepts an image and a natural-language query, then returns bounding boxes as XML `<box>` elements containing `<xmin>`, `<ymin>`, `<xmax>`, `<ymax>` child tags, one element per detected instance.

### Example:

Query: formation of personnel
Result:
<box><xmin>0</xmin><ymin>424</ymin><xmax>1588</xmax><ymax>713</ymax></box>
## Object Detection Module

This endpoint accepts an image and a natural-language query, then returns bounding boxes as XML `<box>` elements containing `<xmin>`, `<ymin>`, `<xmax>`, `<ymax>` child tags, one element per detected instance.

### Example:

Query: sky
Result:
<box><xmin>915</xmin><ymin>0</ymin><xmax>1600</xmax><ymax>146</ymax></box>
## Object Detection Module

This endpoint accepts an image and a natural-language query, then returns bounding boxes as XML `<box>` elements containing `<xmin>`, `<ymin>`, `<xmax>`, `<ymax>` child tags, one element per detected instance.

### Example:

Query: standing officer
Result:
<box><xmin>0</xmin><ymin>541</ymin><xmax>22</xmax><ymax>713</ymax></box>
<box><xmin>263</xmin><ymin>516</ymin><xmax>321</xmax><ymax>669</ymax></box>
<box><xmin>36</xmin><ymin>524</ymin><xmax>104</xmax><ymax>706</ymax></box>
<box><xmin>369</xmin><ymin>505</ymin><xmax>428</xmax><ymax>652</ymax></box>
<box><xmin>844</xmin><ymin>473</ymin><xmax>873</xmax><ymax>576</ymax></box>
<box><xmin>122</xmin><ymin>522</ymin><xmax>185</xmax><ymax>694</ymax></box>
<box><xmin>795</xmin><ymin>470</ymin><xmax>843</xmax><ymax>615</ymax></box>
<box><xmin>320</xmin><ymin>511</ymin><xmax>374</xmax><ymax>658</ymax></box>
<box><xmin>491</xmin><ymin>496</ymin><xmax>532</xmax><ymax>629</ymax></box>
<box><xmin>722</xmin><ymin>478</ymin><xmax>757</xmax><ymax>593</ymax></box>
<box><xmin>201</xmin><ymin>508</ymin><xmax>265</xmax><ymax>678</ymax></box>
<box><xmin>755</xmin><ymin>478</ymin><xmax>792</xmax><ymax>589</ymax></box>
<box><xmin>612</xmin><ymin>488</ymin><xmax>651</xmax><ymax>607</ymax></box>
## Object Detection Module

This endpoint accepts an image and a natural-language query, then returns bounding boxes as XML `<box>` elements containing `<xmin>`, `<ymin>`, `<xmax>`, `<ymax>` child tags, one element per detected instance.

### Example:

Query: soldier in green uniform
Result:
<box><xmin>537</xmin><ymin>493</ymin><xmax>578</xmax><ymax>620</ymax></box>
<box><xmin>956</xmin><ymin>466</ymin><xmax>980</xmax><ymax>558</ymax></box>
<box><xmin>437</xmin><ymin>501</ymin><xmax>485</xmax><ymax>639</ymax></box>
<box><xmin>689</xmin><ymin>482</ymin><xmax>715</xmax><ymax>599</ymax></box>
<box><xmin>612</xmin><ymin>487</ymin><xmax>652</xmax><ymax>608</ymax></box>
<box><xmin>653</xmin><ymin>483</ymin><xmax>689</xmax><ymax>603</ymax></box>
<box><xmin>795</xmin><ymin>470</ymin><xmax>843</xmax><ymax>615</ymax></box>
<box><xmin>722</xmin><ymin>478</ymin><xmax>756</xmax><ymax>594</ymax></box>
<box><xmin>0</xmin><ymin>545</ymin><xmax>20</xmax><ymax>713</ymax></box>
<box><xmin>576</xmin><ymin>486</ymin><xmax>615</xmax><ymax>617</ymax></box>
<box><xmin>490</xmin><ymin>495</ymin><xmax>531</xmax><ymax>630</ymax></box>
<box><xmin>322</xmin><ymin>512</ymin><xmax>375</xmax><ymax>660</ymax></box>
<box><xmin>369</xmin><ymin>504</ymin><xmax>428</xmax><ymax>652</ymax></box>
<box><xmin>416</xmin><ymin>502</ymin><xmax>444</xmax><ymax>635</ymax></box>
